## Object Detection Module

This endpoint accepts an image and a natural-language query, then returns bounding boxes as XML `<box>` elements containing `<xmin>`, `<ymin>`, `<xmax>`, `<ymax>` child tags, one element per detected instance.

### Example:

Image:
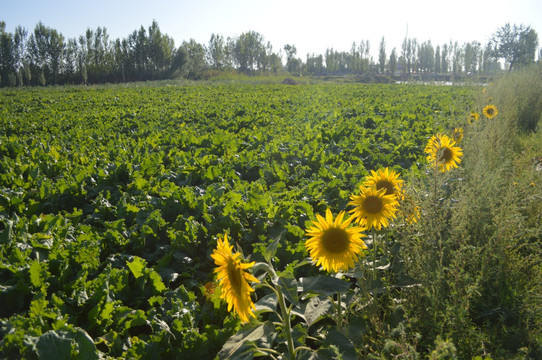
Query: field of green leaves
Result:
<box><xmin>0</xmin><ymin>82</ymin><xmax>478</xmax><ymax>358</ymax></box>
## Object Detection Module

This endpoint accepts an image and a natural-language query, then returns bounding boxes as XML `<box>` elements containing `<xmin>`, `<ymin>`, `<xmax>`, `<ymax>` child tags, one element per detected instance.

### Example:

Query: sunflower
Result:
<box><xmin>363</xmin><ymin>167</ymin><xmax>404</xmax><ymax>199</ymax></box>
<box><xmin>483</xmin><ymin>104</ymin><xmax>498</xmax><ymax>119</ymax></box>
<box><xmin>305</xmin><ymin>209</ymin><xmax>367</xmax><ymax>272</ymax></box>
<box><xmin>211</xmin><ymin>234</ymin><xmax>259</xmax><ymax>323</ymax></box>
<box><xmin>469</xmin><ymin>112</ymin><xmax>480</xmax><ymax>124</ymax></box>
<box><xmin>451</xmin><ymin>127</ymin><xmax>464</xmax><ymax>143</ymax></box>
<box><xmin>425</xmin><ymin>133</ymin><xmax>464</xmax><ymax>172</ymax></box>
<box><xmin>348</xmin><ymin>186</ymin><xmax>399</xmax><ymax>230</ymax></box>
<box><xmin>399</xmin><ymin>193</ymin><xmax>421</xmax><ymax>225</ymax></box>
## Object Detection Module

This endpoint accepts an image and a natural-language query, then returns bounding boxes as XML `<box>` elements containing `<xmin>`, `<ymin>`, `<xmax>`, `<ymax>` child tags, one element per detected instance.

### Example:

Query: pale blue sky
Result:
<box><xmin>2</xmin><ymin>0</ymin><xmax>541</xmax><ymax>59</ymax></box>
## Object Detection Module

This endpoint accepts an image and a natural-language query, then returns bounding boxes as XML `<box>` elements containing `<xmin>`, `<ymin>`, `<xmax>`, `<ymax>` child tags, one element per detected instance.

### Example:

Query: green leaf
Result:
<box><xmin>73</xmin><ymin>328</ymin><xmax>99</xmax><ymax>360</ymax></box>
<box><xmin>218</xmin><ymin>321</ymin><xmax>275</xmax><ymax>360</ymax></box>
<box><xmin>300</xmin><ymin>276</ymin><xmax>351</xmax><ymax>297</ymax></box>
<box><xmin>49</xmin><ymin>146</ymin><xmax>60</xmax><ymax>161</ymax></box>
<box><xmin>35</xmin><ymin>331</ymin><xmax>73</xmax><ymax>360</ymax></box>
<box><xmin>263</xmin><ymin>236</ymin><xmax>280</xmax><ymax>263</ymax></box>
<box><xmin>149</xmin><ymin>271</ymin><xmax>166</xmax><ymax>292</ymax></box>
<box><xmin>126</xmin><ymin>256</ymin><xmax>146</xmax><ymax>279</ymax></box>
<box><xmin>100</xmin><ymin>301</ymin><xmax>114</xmax><ymax>321</ymax></box>
<box><xmin>303</xmin><ymin>296</ymin><xmax>332</xmax><ymax>327</ymax></box>
<box><xmin>0</xmin><ymin>217</ymin><xmax>14</xmax><ymax>244</ymax></box>
<box><xmin>321</xmin><ymin>329</ymin><xmax>357</xmax><ymax>360</ymax></box>
<box><xmin>255</xmin><ymin>293</ymin><xmax>277</xmax><ymax>314</ymax></box>
<box><xmin>275</xmin><ymin>271</ymin><xmax>298</xmax><ymax>306</ymax></box>
<box><xmin>125</xmin><ymin>203</ymin><xmax>140</xmax><ymax>214</ymax></box>
<box><xmin>29</xmin><ymin>260</ymin><xmax>43</xmax><ymax>288</ymax></box>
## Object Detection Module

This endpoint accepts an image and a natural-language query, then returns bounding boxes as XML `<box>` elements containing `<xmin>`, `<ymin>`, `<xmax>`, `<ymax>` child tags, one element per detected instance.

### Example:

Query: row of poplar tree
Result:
<box><xmin>0</xmin><ymin>20</ymin><xmax>539</xmax><ymax>87</ymax></box>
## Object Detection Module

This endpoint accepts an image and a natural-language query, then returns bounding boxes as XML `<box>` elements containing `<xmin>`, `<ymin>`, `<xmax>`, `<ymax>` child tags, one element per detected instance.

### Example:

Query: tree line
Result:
<box><xmin>0</xmin><ymin>20</ymin><xmax>539</xmax><ymax>87</ymax></box>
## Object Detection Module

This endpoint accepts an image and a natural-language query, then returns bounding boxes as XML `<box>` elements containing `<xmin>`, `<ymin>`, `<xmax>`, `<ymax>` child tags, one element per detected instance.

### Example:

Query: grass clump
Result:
<box><xmin>402</xmin><ymin>64</ymin><xmax>542</xmax><ymax>358</ymax></box>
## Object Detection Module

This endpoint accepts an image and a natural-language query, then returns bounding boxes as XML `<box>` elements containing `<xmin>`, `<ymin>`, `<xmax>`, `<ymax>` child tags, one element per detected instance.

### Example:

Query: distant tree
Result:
<box><xmin>389</xmin><ymin>48</ymin><xmax>397</xmax><ymax>75</ymax></box>
<box><xmin>207</xmin><ymin>33</ymin><xmax>225</xmax><ymax>70</ymax></box>
<box><xmin>451</xmin><ymin>41</ymin><xmax>463</xmax><ymax>74</ymax></box>
<box><xmin>267</xmin><ymin>52</ymin><xmax>282</xmax><ymax>74</ymax></box>
<box><xmin>434</xmin><ymin>45</ymin><xmax>441</xmax><ymax>73</ymax></box>
<box><xmin>147</xmin><ymin>21</ymin><xmax>175</xmax><ymax>79</ymax></box>
<box><xmin>0</xmin><ymin>21</ymin><xmax>17</xmax><ymax>86</ymax></box>
<box><xmin>27</xmin><ymin>22</ymin><xmax>65</xmax><ymax>85</ymax></box>
<box><xmin>359</xmin><ymin>40</ymin><xmax>370</xmax><ymax>73</ymax></box>
<box><xmin>418</xmin><ymin>40</ymin><xmax>434</xmax><ymax>73</ymax></box>
<box><xmin>306</xmin><ymin>53</ymin><xmax>324</xmax><ymax>75</ymax></box>
<box><xmin>63</xmin><ymin>38</ymin><xmax>78</xmax><ymax>82</ymax></box>
<box><xmin>441</xmin><ymin>43</ymin><xmax>449</xmax><ymax>73</ymax></box>
<box><xmin>378</xmin><ymin>37</ymin><xmax>386</xmax><ymax>73</ymax></box>
<box><xmin>180</xmin><ymin>39</ymin><xmax>206</xmax><ymax>79</ymax></box>
<box><xmin>490</xmin><ymin>23</ymin><xmax>539</xmax><ymax>72</ymax></box>
<box><xmin>283</xmin><ymin>44</ymin><xmax>298</xmax><ymax>73</ymax></box>
<box><xmin>170</xmin><ymin>46</ymin><xmax>187</xmax><ymax>75</ymax></box>
<box><xmin>233</xmin><ymin>31</ymin><xmax>265</xmax><ymax>74</ymax></box>
<box><xmin>13</xmin><ymin>26</ymin><xmax>28</xmax><ymax>84</ymax></box>
<box><xmin>325</xmin><ymin>48</ymin><xmax>336</xmax><ymax>73</ymax></box>
<box><xmin>410</xmin><ymin>39</ymin><xmax>418</xmax><ymax>73</ymax></box>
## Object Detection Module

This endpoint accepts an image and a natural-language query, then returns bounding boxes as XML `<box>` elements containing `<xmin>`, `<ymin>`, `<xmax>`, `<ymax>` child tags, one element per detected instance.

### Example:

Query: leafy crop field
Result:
<box><xmin>0</xmin><ymin>83</ymin><xmax>477</xmax><ymax>358</ymax></box>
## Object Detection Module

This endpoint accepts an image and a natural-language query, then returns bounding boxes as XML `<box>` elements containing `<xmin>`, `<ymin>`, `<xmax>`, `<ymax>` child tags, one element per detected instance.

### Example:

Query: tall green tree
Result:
<box><xmin>147</xmin><ymin>20</ymin><xmax>174</xmax><ymax>79</ymax></box>
<box><xmin>441</xmin><ymin>43</ymin><xmax>449</xmax><ymax>73</ymax></box>
<box><xmin>284</xmin><ymin>44</ymin><xmax>299</xmax><ymax>73</ymax></box>
<box><xmin>389</xmin><ymin>48</ymin><xmax>397</xmax><ymax>75</ymax></box>
<box><xmin>207</xmin><ymin>33</ymin><xmax>225</xmax><ymax>70</ymax></box>
<box><xmin>27</xmin><ymin>22</ymin><xmax>65</xmax><ymax>85</ymax></box>
<box><xmin>0</xmin><ymin>21</ymin><xmax>17</xmax><ymax>86</ymax></box>
<box><xmin>378</xmin><ymin>37</ymin><xmax>386</xmax><ymax>73</ymax></box>
<box><xmin>180</xmin><ymin>39</ymin><xmax>206</xmax><ymax>79</ymax></box>
<box><xmin>434</xmin><ymin>45</ymin><xmax>441</xmax><ymax>74</ymax></box>
<box><xmin>490</xmin><ymin>23</ymin><xmax>539</xmax><ymax>71</ymax></box>
<box><xmin>233</xmin><ymin>31</ymin><xmax>265</xmax><ymax>74</ymax></box>
<box><xmin>463</xmin><ymin>41</ymin><xmax>481</xmax><ymax>74</ymax></box>
<box><xmin>418</xmin><ymin>40</ymin><xmax>434</xmax><ymax>73</ymax></box>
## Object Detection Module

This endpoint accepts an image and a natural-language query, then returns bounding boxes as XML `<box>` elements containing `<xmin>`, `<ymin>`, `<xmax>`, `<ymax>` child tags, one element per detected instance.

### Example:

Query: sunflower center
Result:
<box><xmin>321</xmin><ymin>227</ymin><xmax>350</xmax><ymax>254</ymax></box>
<box><xmin>362</xmin><ymin>195</ymin><xmax>383</xmax><ymax>214</ymax></box>
<box><xmin>486</xmin><ymin>108</ymin><xmax>494</xmax><ymax>116</ymax></box>
<box><xmin>375</xmin><ymin>180</ymin><xmax>394</xmax><ymax>196</ymax></box>
<box><xmin>438</xmin><ymin>147</ymin><xmax>453</xmax><ymax>163</ymax></box>
<box><xmin>226</xmin><ymin>261</ymin><xmax>243</xmax><ymax>293</ymax></box>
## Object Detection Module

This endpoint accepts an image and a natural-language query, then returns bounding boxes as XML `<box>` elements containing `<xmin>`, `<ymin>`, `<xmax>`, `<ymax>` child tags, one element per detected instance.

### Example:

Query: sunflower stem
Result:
<box><xmin>372</xmin><ymin>228</ymin><xmax>378</xmax><ymax>282</ymax></box>
<box><xmin>336</xmin><ymin>291</ymin><xmax>343</xmax><ymax>332</ymax></box>
<box><xmin>261</xmin><ymin>261</ymin><xmax>296</xmax><ymax>359</ymax></box>
<box><xmin>276</xmin><ymin>285</ymin><xmax>296</xmax><ymax>360</ymax></box>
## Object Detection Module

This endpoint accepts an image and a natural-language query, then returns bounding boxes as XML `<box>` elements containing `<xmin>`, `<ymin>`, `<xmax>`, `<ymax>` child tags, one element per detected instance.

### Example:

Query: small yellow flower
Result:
<box><xmin>211</xmin><ymin>234</ymin><xmax>259</xmax><ymax>323</ymax></box>
<box><xmin>469</xmin><ymin>112</ymin><xmax>480</xmax><ymax>124</ymax></box>
<box><xmin>305</xmin><ymin>209</ymin><xmax>367</xmax><ymax>272</ymax></box>
<box><xmin>483</xmin><ymin>105</ymin><xmax>498</xmax><ymax>119</ymax></box>
<box><xmin>452</xmin><ymin>127</ymin><xmax>464</xmax><ymax>143</ymax></box>
<box><xmin>400</xmin><ymin>193</ymin><xmax>421</xmax><ymax>225</ymax></box>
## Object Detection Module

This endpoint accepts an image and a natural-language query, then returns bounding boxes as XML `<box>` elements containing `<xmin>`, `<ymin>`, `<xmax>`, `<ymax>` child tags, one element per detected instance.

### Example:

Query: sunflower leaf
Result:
<box><xmin>300</xmin><ymin>276</ymin><xmax>352</xmax><ymax>297</ymax></box>
<box><xmin>275</xmin><ymin>271</ymin><xmax>299</xmax><ymax>306</ymax></box>
<box><xmin>303</xmin><ymin>296</ymin><xmax>332</xmax><ymax>327</ymax></box>
<box><xmin>218</xmin><ymin>321</ymin><xmax>274</xmax><ymax>359</ymax></box>
<box><xmin>255</xmin><ymin>293</ymin><xmax>277</xmax><ymax>314</ymax></box>
<box><xmin>263</xmin><ymin>236</ymin><xmax>281</xmax><ymax>263</ymax></box>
